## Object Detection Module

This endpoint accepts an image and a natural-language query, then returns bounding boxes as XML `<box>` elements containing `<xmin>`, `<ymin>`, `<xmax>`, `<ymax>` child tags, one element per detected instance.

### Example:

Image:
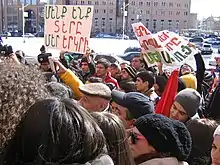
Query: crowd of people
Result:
<box><xmin>1</xmin><ymin>43</ymin><xmax>220</xmax><ymax>165</ymax></box>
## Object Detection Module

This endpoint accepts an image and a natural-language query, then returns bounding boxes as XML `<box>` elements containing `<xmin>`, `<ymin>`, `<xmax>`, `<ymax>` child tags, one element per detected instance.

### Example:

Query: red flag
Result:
<box><xmin>155</xmin><ymin>69</ymin><xmax>179</xmax><ymax>117</ymax></box>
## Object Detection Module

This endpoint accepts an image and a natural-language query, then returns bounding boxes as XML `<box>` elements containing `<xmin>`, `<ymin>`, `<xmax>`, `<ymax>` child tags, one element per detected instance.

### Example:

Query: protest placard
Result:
<box><xmin>44</xmin><ymin>5</ymin><xmax>94</xmax><ymax>54</ymax></box>
<box><xmin>132</xmin><ymin>22</ymin><xmax>198</xmax><ymax>67</ymax></box>
<box><xmin>132</xmin><ymin>22</ymin><xmax>175</xmax><ymax>67</ymax></box>
<box><xmin>155</xmin><ymin>30</ymin><xmax>198</xmax><ymax>64</ymax></box>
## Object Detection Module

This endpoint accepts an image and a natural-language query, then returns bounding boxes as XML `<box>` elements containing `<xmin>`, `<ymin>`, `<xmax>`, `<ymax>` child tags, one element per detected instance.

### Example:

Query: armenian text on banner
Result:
<box><xmin>44</xmin><ymin>5</ymin><xmax>94</xmax><ymax>54</ymax></box>
<box><xmin>154</xmin><ymin>30</ymin><xmax>198</xmax><ymax>64</ymax></box>
<box><xmin>132</xmin><ymin>22</ymin><xmax>198</xmax><ymax>67</ymax></box>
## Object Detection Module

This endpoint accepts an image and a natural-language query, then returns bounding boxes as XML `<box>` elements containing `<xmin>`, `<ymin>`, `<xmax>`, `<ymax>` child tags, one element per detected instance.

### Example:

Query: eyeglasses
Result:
<box><xmin>128</xmin><ymin>131</ymin><xmax>145</xmax><ymax>144</ymax></box>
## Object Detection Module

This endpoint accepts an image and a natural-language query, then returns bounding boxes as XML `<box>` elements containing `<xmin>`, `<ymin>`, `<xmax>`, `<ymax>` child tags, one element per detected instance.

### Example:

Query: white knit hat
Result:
<box><xmin>213</xmin><ymin>125</ymin><xmax>220</xmax><ymax>137</ymax></box>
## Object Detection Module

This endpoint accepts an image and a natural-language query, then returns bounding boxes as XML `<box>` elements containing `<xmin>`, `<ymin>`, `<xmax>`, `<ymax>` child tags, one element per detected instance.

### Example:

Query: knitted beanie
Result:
<box><xmin>175</xmin><ymin>88</ymin><xmax>201</xmax><ymax>118</ymax></box>
<box><xmin>134</xmin><ymin>114</ymin><xmax>192</xmax><ymax>161</ymax></box>
<box><xmin>124</xmin><ymin>66</ymin><xmax>137</xmax><ymax>79</ymax></box>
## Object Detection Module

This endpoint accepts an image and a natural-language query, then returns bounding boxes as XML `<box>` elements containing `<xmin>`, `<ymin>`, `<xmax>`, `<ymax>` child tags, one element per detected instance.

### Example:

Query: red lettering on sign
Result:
<box><xmin>158</xmin><ymin>31</ymin><xmax>169</xmax><ymax>42</ymax></box>
<box><xmin>62</xmin><ymin>35</ymin><xmax>88</xmax><ymax>53</ymax></box>
<box><xmin>134</xmin><ymin>25</ymin><xmax>151</xmax><ymax>37</ymax></box>
<box><xmin>165</xmin><ymin>37</ymin><xmax>181</xmax><ymax>51</ymax></box>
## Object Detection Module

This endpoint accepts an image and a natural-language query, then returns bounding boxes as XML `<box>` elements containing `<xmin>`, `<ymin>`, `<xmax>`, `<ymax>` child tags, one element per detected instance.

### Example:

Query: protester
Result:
<box><xmin>108</xmin><ymin>63</ymin><xmax>121</xmax><ymax>79</ymax></box>
<box><xmin>211</xmin><ymin>125</ymin><xmax>220</xmax><ymax>165</ymax></box>
<box><xmin>111</xmin><ymin>90</ymin><xmax>154</xmax><ymax>128</ymax></box>
<box><xmin>129</xmin><ymin>114</ymin><xmax>192</xmax><ymax>165</ymax></box>
<box><xmin>0</xmin><ymin>62</ymin><xmax>48</xmax><ymax>152</ymax></box>
<box><xmin>121</xmin><ymin>65</ymin><xmax>137</xmax><ymax>81</ymax></box>
<box><xmin>179</xmin><ymin>64</ymin><xmax>197</xmax><ymax>90</ymax></box>
<box><xmin>78</xmin><ymin>83</ymin><xmax>111</xmax><ymax>112</ymax></box>
<box><xmin>169</xmin><ymin>88</ymin><xmax>201</xmax><ymax>123</ymax></box>
<box><xmin>131</xmin><ymin>56</ymin><xmax>145</xmax><ymax>72</ymax></box>
<box><xmin>154</xmin><ymin>75</ymin><xmax>167</xmax><ymax>97</ymax></box>
<box><xmin>135</xmin><ymin>71</ymin><xmax>157</xmax><ymax>101</ymax></box>
<box><xmin>94</xmin><ymin>58</ymin><xmax>119</xmax><ymax>88</ymax></box>
<box><xmin>186</xmin><ymin>119</ymin><xmax>219</xmax><ymax>165</ymax></box>
<box><xmin>1</xmin><ymin>98</ymin><xmax>113</xmax><ymax>164</ymax></box>
<box><xmin>119</xmin><ymin>80</ymin><xmax>136</xmax><ymax>93</ymax></box>
<box><xmin>92</xmin><ymin>112</ymin><xmax>135</xmax><ymax>165</ymax></box>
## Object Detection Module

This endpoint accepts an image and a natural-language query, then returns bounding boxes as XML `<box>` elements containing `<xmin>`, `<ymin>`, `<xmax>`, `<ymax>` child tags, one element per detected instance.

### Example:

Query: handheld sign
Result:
<box><xmin>44</xmin><ymin>5</ymin><xmax>94</xmax><ymax>54</ymax></box>
<box><xmin>154</xmin><ymin>30</ymin><xmax>198</xmax><ymax>65</ymax></box>
<box><xmin>132</xmin><ymin>22</ymin><xmax>174</xmax><ymax>67</ymax></box>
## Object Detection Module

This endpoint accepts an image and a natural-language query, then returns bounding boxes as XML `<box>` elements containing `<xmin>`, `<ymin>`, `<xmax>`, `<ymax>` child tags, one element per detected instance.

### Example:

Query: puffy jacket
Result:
<box><xmin>60</xmin><ymin>69</ymin><xmax>84</xmax><ymax>100</ymax></box>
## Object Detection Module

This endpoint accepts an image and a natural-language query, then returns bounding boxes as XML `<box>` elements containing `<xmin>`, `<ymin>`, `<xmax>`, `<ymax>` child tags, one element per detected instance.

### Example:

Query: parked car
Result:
<box><xmin>119</xmin><ymin>51</ymin><xmax>141</xmax><ymax>62</ymax></box>
<box><xmin>22</xmin><ymin>33</ymin><xmax>35</xmax><ymax>37</ymax></box>
<box><xmin>204</xmin><ymin>38</ymin><xmax>220</xmax><ymax>45</ymax></box>
<box><xmin>35</xmin><ymin>32</ymin><xmax>44</xmax><ymax>37</ymax></box>
<box><xmin>189</xmin><ymin>37</ymin><xmax>204</xmax><ymax>49</ymax></box>
<box><xmin>200</xmin><ymin>44</ymin><xmax>213</xmax><ymax>55</ymax></box>
<box><xmin>124</xmin><ymin>47</ymin><xmax>141</xmax><ymax>54</ymax></box>
<box><xmin>93</xmin><ymin>54</ymin><xmax>129</xmax><ymax>64</ymax></box>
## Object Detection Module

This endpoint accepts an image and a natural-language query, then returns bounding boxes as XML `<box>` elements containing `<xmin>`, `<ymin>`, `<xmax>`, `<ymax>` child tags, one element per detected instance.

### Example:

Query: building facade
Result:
<box><xmin>0</xmin><ymin>0</ymin><xmax>197</xmax><ymax>35</ymax></box>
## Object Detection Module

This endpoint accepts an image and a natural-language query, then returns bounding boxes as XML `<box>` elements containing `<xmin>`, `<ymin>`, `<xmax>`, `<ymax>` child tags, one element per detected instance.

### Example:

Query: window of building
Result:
<box><xmin>12</xmin><ymin>0</ymin><xmax>18</xmax><ymax>5</ymax></box>
<box><xmin>103</xmin><ymin>9</ymin><xmax>106</xmax><ymax>13</ymax></box>
<box><xmin>154</xmin><ymin>2</ymin><xmax>158</xmax><ymax>6</ymax></box>
<box><xmin>162</xmin><ymin>2</ymin><xmax>165</xmax><ymax>6</ymax></box>
<box><xmin>169</xmin><ymin>2</ymin><xmax>173</xmax><ymax>7</ymax></box>
<box><xmin>109</xmin><ymin>1</ymin><xmax>114</xmax><ymax>5</ymax></box>
<box><xmin>177</xmin><ymin>3</ymin><xmax>180</xmax><ymax>7</ymax></box>
<box><xmin>95</xmin><ymin>1</ymin><xmax>99</xmax><ymax>5</ymax></box>
<box><xmin>185</xmin><ymin>4</ymin><xmax>189</xmax><ymax>8</ymax></box>
<box><xmin>146</xmin><ymin>2</ymin><xmax>150</xmax><ymax>6</ymax></box>
<box><xmin>184</xmin><ymin>12</ymin><xmax>188</xmax><ymax>16</ymax></box>
<box><xmin>109</xmin><ymin>9</ymin><xmax>113</xmax><ymax>13</ymax></box>
<box><xmin>109</xmin><ymin>18</ymin><xmax>112</xmax><ymax>20</ymax></box>
<box><xmin>153</xmin><ymin>20</ymin><xmax>157</xmax><ymax>29</ymax></box>
<box><xmin>81</xmin><ymin>1</ymin><xmax>84</xmax><ymax>5</ymax></box>
<box><xmin>169</xmin><ymin>11</ymin><xmax>172</xmax><ymax>16</ymax></box>
<box><xmin>102</xmin><ymin>18</ymin><xmax>105</xmax><ymax>20</ymax></box>
<box><xmin>139</xmin><ymin>1</ymin><xmax>143</xmax><ymax>5</ymax></box>
<box><xmin>131</xmin><ymin>1</ymin><xmax>135</xmax><ymax>5</ymax></box>
<box><xmin>95</xmin><ymin>9</ymin><xmax>98</xmax><ymax>13</ymax></box>
<box><xmin>88</xmin><ymin>1</ymin><xmax>92</xmax><ymax>5</ymax></box>
<box><xmin>75</xmin><ymin>1</ymin><xmax>78</xmax><ymax>5</ymax></box>
<box><xmin>146</xmin><ymin>10</ymin><xmax>150</xmax><ymax>15</ymax></box>
<box><xmin>140</xmin><ymin>10</ymin><xmax>143</xmax><ymax>14</ymax></box>
<box><xmin>101</xmin><ymin>28</ymin><xmax>105</xmax><ymax>32</ymax></box>
<box><xmin>176</xmin><ymin>11</ymin><xmax>180</xmax><ymax>15</ymax></box>
<box><xmin>95</xmin><ymin>20</ymin><xmax>98</xmax><ymax>26</ymax></box>
<box><xmin>66</xmin><ymin>0</ymin><xmax>70</xmax><ymax>5</ymax></box>
<box><xmin>102</xmin><ymin>1</ymin><xmax>106</xmax><ymax>5</ymax></box>
<box><xmin>131</xmin><ymin>18</ymin><xmax>134</xmax><ymax>21</ymax></box>
<box><xmin>161</xmin><ymin>11</ymin><xmax>165</xmax><ymax>16</ymax></box>
<box><xmin>102</xmin><ymin>21</ymin><xmax>105</xmax><ymax>26</ymax></box>
<box><xmin>95</xmin><ymin>18</ymin><xmax>98</xmax><ymax>20</ymax></box>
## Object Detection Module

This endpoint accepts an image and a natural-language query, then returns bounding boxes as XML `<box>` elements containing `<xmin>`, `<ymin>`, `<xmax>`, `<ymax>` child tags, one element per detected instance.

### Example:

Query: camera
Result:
<box><xmin>37</xmin><ymin>53</ymin><xmax>52</xmax><ymax>63</ymax></box>
<box><xmin>0</xmin><ymin>44</ymin><xmax>13</xmax><ymax>57</ymax></box>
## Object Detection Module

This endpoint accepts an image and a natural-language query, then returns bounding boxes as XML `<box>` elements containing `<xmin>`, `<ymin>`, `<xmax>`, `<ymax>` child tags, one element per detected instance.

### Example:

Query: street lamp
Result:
<box><xmin>22</xmin><ymin>4</ymin><xmax>28</xmax><ymax>43</ymax></box>
<box><xmin>122</xmin><ymin>1</ymin><xmax>129</xmax><ymax>40</ymax></box>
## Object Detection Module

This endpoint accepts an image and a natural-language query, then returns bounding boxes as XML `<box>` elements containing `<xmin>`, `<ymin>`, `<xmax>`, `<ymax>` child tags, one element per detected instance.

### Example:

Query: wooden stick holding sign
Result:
<box><xmin>44</xmin><ymin>5</ymin><xmax>94</xmax><ymax>54</ymax></box>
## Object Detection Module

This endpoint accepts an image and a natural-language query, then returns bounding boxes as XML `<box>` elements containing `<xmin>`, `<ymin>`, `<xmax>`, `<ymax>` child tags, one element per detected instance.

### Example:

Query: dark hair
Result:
<box><xmin>40</xmin><ymin>45</ymin><xmax>46</xmax><ymax>52</ymax></box>
<box><xmin>2</xmin><ymin>98</ymin><xmax>106</xmax><ymax>164</ymax></box>
<box><xmin>87</xmin><ymin>76</ymin><xmax>104</xmax><ymax>83</ymax></box>
<box><xmin>0</xmin><ymin>62</ymin><xmax>49</xmax><ymax>151</ymax></box>
<box><xmin>136</xmin><ymin>71</ymin><xmax>155</xmax><ymax>89</ymax></box>
<box><xmin>155</xmin><ymin>76</ymin><xmax>167</xmax><ymax>94</ymax></box>
<box><xmin>178</xmin><ymin>78</ymin><xmax>187</xmax><ymax>92</ymax></box>
<box><xmin>91</xmin><ymin>112</ymin><xmax>135</xmax><ymax>165</ymax></box>
<box><xmin>186</xmin><ymin>119</ymin><xmax>219</xmax><ymax>165</ymax></box>
<box><xmin>96</xmin><ymin>58</ymin><xmax>110</xmax><ymax>69</ymax></box>
<box><xmin>119</xmin><ymin>80</ymin><xmax>136</xmax><ymax>93</ymax></box>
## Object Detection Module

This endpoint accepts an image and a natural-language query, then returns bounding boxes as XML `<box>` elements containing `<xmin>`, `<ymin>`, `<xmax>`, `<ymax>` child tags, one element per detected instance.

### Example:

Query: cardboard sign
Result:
<box><xmin>132</xmin><ymin>22</ymin><xmax>174</xmax><ymax>67</ymax></box>
<box><xmin>155</xmin><ymin>30</ymin><xmax>198</xmax><ymax>64</ymax></box>
<box><xmin>132</xmin><ymin>22</ymin><xmax>198</xmax><ymax>67</ymax></box>
<box><xmin>44</xmin><ymin>5</ymin><xmax>94</xmax><ymax>54</ymax></box>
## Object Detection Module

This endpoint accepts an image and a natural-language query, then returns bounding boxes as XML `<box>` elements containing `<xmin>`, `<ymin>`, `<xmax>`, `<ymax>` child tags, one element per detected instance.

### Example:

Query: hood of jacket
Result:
<box><xmin>139</xmin><ymin>157</ymin><xmax>188</xmax><ymax>165</ymax></box>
